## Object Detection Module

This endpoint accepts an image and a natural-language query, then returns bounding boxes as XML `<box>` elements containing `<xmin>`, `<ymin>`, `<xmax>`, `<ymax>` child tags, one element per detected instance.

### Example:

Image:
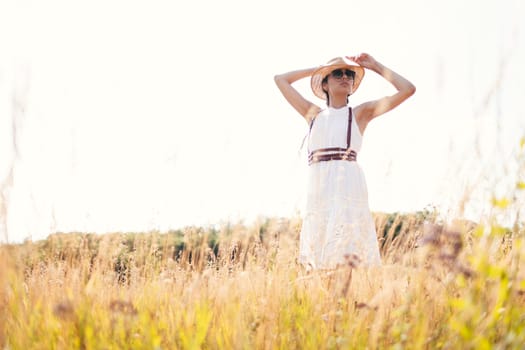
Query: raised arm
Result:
<box><xmin>274</xmin><ymin>68</ymin><xmax>321</xmax><ymax>123</ymax></box>
<box><xmin>351</xmin><ymin>53</ymin><xmax>416</xmax><ymax>130</ymax></box>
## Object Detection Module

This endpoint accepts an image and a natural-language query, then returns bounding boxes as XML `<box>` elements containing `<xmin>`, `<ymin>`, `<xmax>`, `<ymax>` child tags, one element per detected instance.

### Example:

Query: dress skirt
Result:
<box><xmin>299</xmin><ymin>159</ymin><xmax>381</xmax><ymax>269</ymax></box>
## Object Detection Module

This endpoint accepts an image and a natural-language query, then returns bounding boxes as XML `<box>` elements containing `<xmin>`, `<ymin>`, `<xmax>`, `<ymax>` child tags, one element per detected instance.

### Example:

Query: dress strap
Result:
<box><xmin>346</xmin><ymin>107</ymin><xmax>352</xmax><ymax>150</ymax></box>
<box><xmin>306</xmin><ymin>116</ymin><xmax>316</xmax><ymax>154</ymax></box>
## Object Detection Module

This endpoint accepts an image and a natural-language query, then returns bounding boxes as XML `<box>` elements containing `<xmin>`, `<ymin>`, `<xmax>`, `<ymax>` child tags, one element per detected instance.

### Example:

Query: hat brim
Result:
<box><xmin>310</xmin><ymin>58</ymin><xmax>365</xmax><ymax>100</ymax></box>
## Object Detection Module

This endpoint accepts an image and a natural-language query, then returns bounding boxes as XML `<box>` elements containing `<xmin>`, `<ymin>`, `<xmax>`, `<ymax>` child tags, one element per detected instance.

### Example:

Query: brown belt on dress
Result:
<box><xmin>307</xmin><ymin>107</ymin><xmax>358</xmax><ymax>165</ymax></box>
<box><xmin>308</xmin><ymin>148</ymin><xmax>357</xmax><ymax>165</ymax></box>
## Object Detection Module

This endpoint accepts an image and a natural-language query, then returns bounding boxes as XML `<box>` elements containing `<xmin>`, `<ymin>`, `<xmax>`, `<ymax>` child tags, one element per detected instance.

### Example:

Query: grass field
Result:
<box><xmin>1</xmin><ymin>208</ymin><xmax>524</xmax><ymax>349</ymax></box>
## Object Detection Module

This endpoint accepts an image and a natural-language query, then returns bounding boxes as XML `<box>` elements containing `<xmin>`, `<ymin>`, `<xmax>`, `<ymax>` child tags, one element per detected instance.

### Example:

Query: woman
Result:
<box><xmin>274</xmin><ymin>53</ymin><xmax>415</xmax><ymax>269</ymax></box>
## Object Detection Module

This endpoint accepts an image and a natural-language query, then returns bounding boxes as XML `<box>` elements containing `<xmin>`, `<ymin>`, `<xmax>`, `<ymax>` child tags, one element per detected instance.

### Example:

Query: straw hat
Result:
<box><xmin>310</xmin><ymin>56</ymin><xmax>365</xmax><ymax>100</ymax></box>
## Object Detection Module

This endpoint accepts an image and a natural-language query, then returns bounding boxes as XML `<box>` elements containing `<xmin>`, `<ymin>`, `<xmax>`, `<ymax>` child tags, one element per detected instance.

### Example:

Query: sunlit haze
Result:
<box><xmin>1</xmin><ymin>0</ymin><xmax>524</xmax><ymax>242</ymax></box>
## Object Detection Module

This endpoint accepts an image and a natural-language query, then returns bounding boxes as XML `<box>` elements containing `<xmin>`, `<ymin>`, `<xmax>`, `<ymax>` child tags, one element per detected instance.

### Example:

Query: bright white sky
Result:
<box><xmin>1</xmin><ymin>0</ymin><xmax>524</xmax><ymax>242</ymax></box>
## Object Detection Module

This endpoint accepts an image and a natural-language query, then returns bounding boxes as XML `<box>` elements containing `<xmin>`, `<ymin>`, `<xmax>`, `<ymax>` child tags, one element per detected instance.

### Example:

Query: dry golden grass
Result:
<box><xmin>1</xmin><ymin>211</ymin><xmax>524</xmax><ymax>349</ymax></box>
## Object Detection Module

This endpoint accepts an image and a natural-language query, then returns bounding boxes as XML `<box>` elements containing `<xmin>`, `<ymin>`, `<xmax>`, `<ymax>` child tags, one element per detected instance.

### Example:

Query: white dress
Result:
<box><xmin>299</xmin><ymin>106</ymin><xmax>381</xmax><ymax>269</ymax></box>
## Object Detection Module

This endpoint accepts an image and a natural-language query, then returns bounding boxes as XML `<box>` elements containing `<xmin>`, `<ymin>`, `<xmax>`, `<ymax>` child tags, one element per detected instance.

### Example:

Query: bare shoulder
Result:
<box><xmin>352</xmin><ymin>102</ymin><xmax>372</xmax><ymax>135</ymax></box>
<box><xmin>304</xmin><ymin>104</ymin><xmax>322</xmax><ymax>124</ymax></box>
<box><xmin>353</xmin><ymin>101</ymin><xmax>373</xmax><ymax>120</ymax></box>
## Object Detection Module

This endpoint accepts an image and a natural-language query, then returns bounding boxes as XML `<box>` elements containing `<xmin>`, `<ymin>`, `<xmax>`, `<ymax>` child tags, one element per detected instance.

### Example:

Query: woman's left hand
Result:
<box><xmin>347</xmin><ymin>53</ymin><xmax>378</xmax><ymax>70</ymax></box>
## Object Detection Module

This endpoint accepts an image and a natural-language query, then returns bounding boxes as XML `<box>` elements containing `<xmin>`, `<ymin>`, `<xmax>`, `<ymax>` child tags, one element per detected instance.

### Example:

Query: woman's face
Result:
<box><xmin>323</xmin><ymin>69</ymin><xmax>355</xmax><ymax>97</ymax></box>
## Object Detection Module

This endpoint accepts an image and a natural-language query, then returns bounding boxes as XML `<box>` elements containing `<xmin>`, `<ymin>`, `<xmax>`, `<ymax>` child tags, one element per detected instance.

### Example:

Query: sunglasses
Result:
<box><xmin>330</xmin><ymin>69</ymin><xmax>355</xmax><ymax>80</ymax></box>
